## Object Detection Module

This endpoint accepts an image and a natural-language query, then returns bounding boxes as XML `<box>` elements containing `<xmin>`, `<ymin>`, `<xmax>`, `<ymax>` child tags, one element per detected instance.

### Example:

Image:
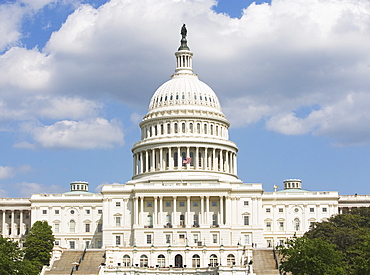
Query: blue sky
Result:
<box><xmin>1</xmin><ymin>0</ymin><xmax>370</xmax><ymax>197</ymax></box>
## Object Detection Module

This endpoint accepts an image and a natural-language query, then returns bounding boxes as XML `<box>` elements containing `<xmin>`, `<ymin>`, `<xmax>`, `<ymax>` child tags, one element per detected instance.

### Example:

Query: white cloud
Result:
<box><xmin>0</xmin><ymin>166</ymin><xmax>15</xmax><ymax>180</ymax></box>
<box><xmin>24</xmin><ymin>118</ymin><xmax>124</xmax><ymax>149</ymax></box>
<box><xmin>15</xmin><ymin>181</ymin><xmax>65</xmax><ymax>197</ymax></box>
<box><xmin>2</xmin><ymin>0</ymin><xmax>370</xmax><ymax>146</ymax></box>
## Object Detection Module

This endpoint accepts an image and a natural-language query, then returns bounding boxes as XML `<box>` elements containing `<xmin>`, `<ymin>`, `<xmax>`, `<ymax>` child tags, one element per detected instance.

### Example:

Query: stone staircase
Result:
<box><xmin>45</xmin><ymin>250</ymin><xmax>81</xmax><ymax>274</ymax></box>
<box><xmin>45</xmin><ymin>250</ymin><xmax>105</xmax><ymax>275</ymax></box>
<box><xmin>253</xmin><ymin>249</ymin><xmax>280</xmax><ymax>275</ymax></box>
<box><xmin>74</xmin><ymin>250</ymin><xmax>105</xmax><ymax>275</ymax></box>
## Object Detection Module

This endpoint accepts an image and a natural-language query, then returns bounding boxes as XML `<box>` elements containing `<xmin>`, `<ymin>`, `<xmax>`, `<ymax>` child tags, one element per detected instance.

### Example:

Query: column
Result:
<box><xmin>2</xmin><ymin>210</ymin><xmax>5</xmax><ymax>236</ymax></box>
<box><xmin>225</xmin><ymin>151</ymin><xmax>229</xmax><ymax>173</ymax></box>
<box><xmin>140</xmin><ymin>196</ymin><xmax>144</xmax><ymax>226</ymax></box>
<box><xmin>160</xmin><ymin>148</ymin><xmax>163</xmax><ymax>170</ymax></box>
<box><xmin>200</xmin><ymin>196</ymin><xmax>204</xmax><ymax>225</ymax></box>
<box><xmin>225</xmin><ymin>197</ymin><xmax>231</xmax><ymax>226</ymax></box>
<box><xmin>154</xmin><ymin>196</ymin><xmax>158</xmax><ymax>226</ymax></box>
<box><xmin>159</xmin><ymin>197</ymin><xmax>163</xmax><ymax>225</ymax></box>
<box><xmin>177</xmin><ymin>147</ymin><xmax>181</xmax><ymax>169</ymax></box>
<box><xmin>213</xmin><ymin>149</ymin><xmax>216</xmax><ymax>171</ymax></box>
<box><xmin>135</xmin><ymin>197</ymin><xmax>139</xmax><ymax>226</ymax></box>
<box><xmin>186</xmin><ymin>147</ymin><xmax>190</xmax><ymax>169</ymax></box>
<box><xmin>220</xmin><ymin>150</ymin><xmax>224</xmax><ymax>172</ymax></box>
<box><xmin>140</xmin><ymin>152</ymin><xmax>143</xmax><ymax>174</ymax></box>
<box><xmin>204</xmin><ymin>148</ymin><xmax>208</xmax><ymax>170</ymax></box>
<box><xmin>151</xmin><ymin>149</ymin><xmax>155</xmax><ymax>171</ymax></box>
<box><xmin>173</xmin><ymin>196</ymin><xmax>177</xmax><ymax>227</ymax></box>
<box><xmin>168</xmin><ymin>147</ymin><xmax>173</xmax><ymax>170</ymax></box>
<box><xmin>19</xmin><ymin>210</ymin><xmax>23</xmax><ymax>236</ymax></box>
<box><xmin>133</xmin><ymin>154</ymin><xmax>136</xmax><ymax>176</ymax></box>
<box><xmin>220</xmin><ymin>196</ymin><xmax>224</xmax><ymax>226</ymax></box>
<box><xmin>187</xmin><ymin>196</ymin><xmax>191</xmax><ymax>227</ymax></box>
<box><xmin>206</xmin><ymin>196</ymin><xmax>210</xmax><ymax>225</ymax></box>
<box><xmin>234</xmin><ymin>153</ymin><xmax>238</xmax><ymax>175</ymax></box>
<box><xmin>145</xmin><ymin>151</ymin><xmax>149</xmax><ymax>173</ymax></box>
<box><xmin>195</xmin><ymin>147</ymin><xmax>199</xmax><ymax>169</ymax></box>
<box><xmin>11</xmin><ymin>210</ymin><xmax>14</xmax><ymax>236</ymax></box>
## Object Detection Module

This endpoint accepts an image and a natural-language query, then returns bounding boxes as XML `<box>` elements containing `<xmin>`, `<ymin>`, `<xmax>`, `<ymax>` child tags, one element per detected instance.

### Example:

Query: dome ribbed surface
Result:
<box><xmin>148</xmin><ymin>74</ymin><xmax>221</xmax><ymax>112</ymax></box>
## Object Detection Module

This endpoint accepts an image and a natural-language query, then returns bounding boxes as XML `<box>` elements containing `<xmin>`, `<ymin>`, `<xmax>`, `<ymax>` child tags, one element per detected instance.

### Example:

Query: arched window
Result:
<box><xmin>182</xmin><ymin>152</ymin><xmax>186</xmax><ymax>167</ymax></box>
<box><xmin>174</xmin><ymin>152</ymin><xmax>178</xmax><ymax>167</ymax></box>
<box><xmin>157</xmin><ymin>255</ymin><xmax>165</xmax><ymax>267</ymax></box>
<box><xmin>69</xmin><ymin>220</ymin><xmax>75</xmax><ymax>233</ymax></box>
<box><xmin>190</xmin><ymin>152</ymin><xmax>194</xmax><ymax>166</ymax></box>
<box><xmin>209</xmin><ymin>254</ymin><xmax>218</xmax><ymax>267</ymax></box>
<box><xmin>174</xmin><ymin>123</ymin><xmax>178</xmax><ymax>134</ymax></box>
<box><xmin>140</xmin><ymin>255</ymin><xmax>148</xmax><ymax>267</ymax></box>
<box><xmin>189</xmin><ymin>123</ymin><xmax>193</xmax><ymax>133</ymax></box>
<box><xmin>180</xmin><ymin>214</ymin><xmax>185</xmax><ymax>227</ymax></box>
<box><xmin>123</xmin><ymin>255</ymin><xmax>131</xmax><ymax>267</ymax></box>
<box><xmin>167</xmin><ymin>123</ymin><xmax>171</xmax><ymax>134</ymax></box>
<box><xmin>182</xmin><ymin>123</ymin><xmax>185</xmax><ymax>133</ymax></box>
<box><xmin>197</xmin><ymin>123</ymin><xmax>200</xmax><ymax>133</ymax></box>
<box><xmin>204</xmin><ymin>124</ymin><xmax>207</xmax><ymax>134</ymax></box>
<box><xmin>227</xmin><ymin>254</ymin><xmax>235</xmax><ymax>266</ymax></box>
<box><xmin>166</xmin><ymin>214</ymin><xmax>172</xmax><ymax>227</ymax></box>
<box><xmin>198</xmin><ymin>152</ymin><xmax>202</xmax><ymax>168</ymax></box>
<box><xmin>210</xmin><ymin>125</ymin><xmax>214</xmax><ymax>135</ymax></box>
<box><xmin>192</xmin><ymin>254</ymin><xmax>200</xmax><ymax>268</ymax></box>
<box><xmin>294</xmin><ymin>218</ymin><xmax>300</xmax><ymax>231</ymax></box>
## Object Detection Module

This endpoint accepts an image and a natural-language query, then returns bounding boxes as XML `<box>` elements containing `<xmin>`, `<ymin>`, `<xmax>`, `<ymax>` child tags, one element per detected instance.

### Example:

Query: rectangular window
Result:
<box><xmin>279</xmin><ymin>222</ymin><xmax>284</xmax><ymax>231</ymax></box>
<box><xmin>97</xmin><ymin>223</ymin><xmax>102</xmax><ymax>232</ymax></box>
<box><xmin>310</xmin><ymin>208</ymin><xmax>315</xmax><ymax>213</ymax></box>
<box><xmin>244</xmin><ymin>235</ymin><xmax>249</xmax><ymax>245</ymax></box>
<box><xmin>116</xmin><ymin>236</ymin><xmax>121</xmax><ymax>246</ymax></box>
<box><xmin>166</xmin><ymin>234</ymin><xmax>171</xmax><ymax>244</ymax></box>
<box><xmin>166</xmin><ymin>202</ymin><xmax>171</xmax><ymax>207</ymax></box>
<box><xmin>212</xmin><ymin>234</ymin><xmax>218</xmax><ymax>244</ymax></box>
<box><xmin>266</xmin><ymin>221</ymin><xmax>271</xmax><ymax>231</ymax></box>
<box><xmin>279</xmin><ymin>208</ymin><xmax>284</xmax><ymax>213</ymax></box>
<box><xmin>55</xmin><ymin>240</ymin><xmax>60</xmax><ymax>246</ymax></box>
<box><xmin>266</xmin><ymin>208</ymin><xmax>271</xmax><ymax>213</ymax></box>
<box><xmin>244</xmin><ymin>201</ymin><xmax>249</xmax><ymax>206</ymax></box>
<box><xmin>147</xmin><ymin>234</ymin><xmax>152</xmax><ymax>244</ymax></box>
<box><xmin>116</xmin><ymin>202</ymin><xmax>121</xmax><ymax>207</ymax></box>
<box><xmin>85</xmin><ymin>223</ymin><xmax>90</xmax><ymax>233</ymax></box>
<box><xmin>42</xmin><ymin>210</ymin><xmax>47</xmax><ymax>215</ymax></box>
<box><xmin>54</xmin><ymin>223</ymin><xmax>60</xmax><ymax>233</ymax></box>
<box><xmin>55</xmin><ymin>210</ymin><xmax>59</xmax><ymax>215</ymax></box>
<box><xmin>98</xmin><ymin>209</ymin><xmax>103</xmax><ymax>214</ymax></box>
<box><xmin>212</xmin><ymin>201</ymin><xmax>217</xmax><ymax>207</ymax></box>
<box><xmin>115</xmin><ymin>217</ymin><xmax>121</xmax><ymax>227</ymax></box>
<box><xmin>179</xmin><ymin>202</ymin><xmax>185</xmax><ymax>207</ymax></box>
<box><xmin>322</xmin><ymin>207</ymin><xmax>327</xmax><ymax>213</ymax></box>
<box><xmin>244</xmin><ymin>216</ymin><xmax>250</xmax><ymax>226</ymax></box>
<box><xmin>69</xmin><ymin>241</ymin><xmax>75</xmax><ymax>249</ymax></box>
<box><xmin>86</xmin><ymin>209</ymin><xmax>90</xmax><ymax>215</ymax></box>
<box><xmin>193</xmin><ymin>234</ymin><xmax>199</xmax><ymax>244</ymax></box>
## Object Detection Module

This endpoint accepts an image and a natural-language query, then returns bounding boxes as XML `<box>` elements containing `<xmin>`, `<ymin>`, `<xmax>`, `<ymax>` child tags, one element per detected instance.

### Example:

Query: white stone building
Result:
<box><xmin>1</xmin><ymin>27</ymin><xmax>369</xmax><ymax>274</ymax></box>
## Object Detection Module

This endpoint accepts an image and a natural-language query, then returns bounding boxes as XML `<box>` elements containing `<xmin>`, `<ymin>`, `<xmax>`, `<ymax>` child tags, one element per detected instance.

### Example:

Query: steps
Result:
<box><xmin>45</xmin><ymin>250</ymin><xmax>81</xmax><ymax>275</ymax></box>
<box><xmin>253</xmin><ymin>249</ymin><xmax>280</xmax><ymax>275</ymax></box>
<box><xmin>74</xmin><ymin>250</ymin><xmax>105</xmax><ymax>275</ymax></box>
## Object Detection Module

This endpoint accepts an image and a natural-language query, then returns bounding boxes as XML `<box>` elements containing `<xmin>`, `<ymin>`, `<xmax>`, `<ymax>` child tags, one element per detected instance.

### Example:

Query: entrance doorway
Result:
<box><xmin>175</xmin><ymin>254</ymin><xmax>183</xmax><ymax>267</ymax></box>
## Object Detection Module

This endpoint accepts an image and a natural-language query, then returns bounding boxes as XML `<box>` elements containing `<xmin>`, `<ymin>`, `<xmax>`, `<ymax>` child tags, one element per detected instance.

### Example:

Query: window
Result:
<box><xmin>310</xmin><ymin>208</ymin><xmax>315</xmax><ymax>213</ymax></box>
<box><xmin>266</xmin><ymin>208</ymin><xmax>271</xmax><ymax>213</ymax></box>
<box><xmin>42</xmin><ymin>210</ymin><xmax>47</xmax><ymax>215</ymax></box>
<box><xmin>192</xmin><ymin>254</ymin><xmax>200</xmax><ymax>268</ymax></box>
<box><xmin>209</xmin><ymin>254</ymin><xmax>218</xmax><ymax>267</ymax></box>
<box><xmin>115</xmin><ymin>235</ymin><xmax>121</xmax><ymax>246</ymax></box>
<box><xmin>279</xmin><ymin>221</ymin><xmax>284</xmax><ymax>231</ymax></box>
<box><xmin>86</xmin><ymin>209</ymin><xmax>90</xmax><ymax>215</ymax></box>
<box><xmin>243</xmin><ymin>201</ymin><xmax>249</xmax><ymax>206</ymax></box>
<box><xmin>244</xmin><ymin>235</ymin><xmax>250</xmax><ymax>245</ymax></box>
<box><xmin>123</xmin><ymin>255</ymin><xmax>131</xmax><ymax>267</ymax></box>
<box><xmin>212</xmin><ymin>214</ymin><xmax>218</xmax><ymax>226</ymax></box>
<box><xmin>227</xmin><ymin>254</ymin><xmax>235</xmax><ymax>266</ymax></box>
<box><xmin>97</xmin><ymin>222</ymin><xmax>102</xmax><ymax>232</ymax></box>
<box><xmin>193</xmin><ymin>234</ymin><xmax>199</xmax><ymax>244</ymax></box>
<box><xmin>147</xmin><ymin>215</ymin><xmax>153</xmax><ymax>227</ymax></box>
<box><xmin>116</xmin><ymin>202</ymin><xmax>121</xmax><ymax>207</ymax></box>
<box><xmin>55</xmin><ymin>210</ymin><xmax>59</xmax><ymax>215</ymax></box>
<box><xmin>54</xmin><ymin>223</ymin><xmax>60</xmax><ymax>233</ymax></box>
<box><xmin>294</xmin><ymin>218</ymin><xmax>300</xmax><ymax>231</ymax></box>
<box><xmin>140</xmin><ymin>255</ymin><xmax>148</xmax><ymax>267</ymax></box>
<box><xmin>85</xmin><ymin>223</ymin><xmax>90</xmax><ymax>232</ymax></box>
<box><xmin>69</xmin><ymin>241</ymin><xmax>75</xmax><ymax>249</ymax></box>
<box><xmin>193</xmin><ymin>214</ymin><xmax>199</xmax><ymax>227</ymax></box>
<box><xmin>55</xmin><ymin>240</ymin><xmax>60</xmax><ymax>246</ymax></box>
<box><xmin>146</xmin><ymin>235</ymin><xmax>152</xmax><ymax>244</ymax></box>
<box><xmin>166</xmin><ymin>234</ymin><xmax>171</xmax><ymax>244</ymax></box>
<box><xmin>212</xmin><ymin>234</ymin><xmax>218</xmax><ymax>244</ymax></box>
<box><xmin>179</xmin><ymin>202</ymin><xmax>185</xmax><ymax>207</ymax></box>
<box><xmin>322</xmin><ymin>207</ymin><xmax>327</xmax><ymax>213</ymax></box>
<box><xmin>69</xmin><ymin>220</ymin><xmax>75</xmax><ymax>233</ymax></box>
<box><xmin>193</xmin><ymin>202</ymin><xmax>198</xmax><ymax>207</ymax></box>
<box><xmin>166</xmin><ymin>202</ymin><xmax>171</xmax><ymax>207</ymax></box>
<box><xmin>157</xmin><ymin>255</ymin><xmax>165</xmax><ymax>267</ymax></box>
<box><xmin>70</xmin><ymin>210</ymin><xmax>75</xmax><ymax>214</ymax></box>
<box><xmin>166</xmin><ymin>214</ymin><xmax>171</xmax><ymax>227</ymax></box>
<box><xmin>180</xmin><ymin>215</ymin><xmax>185</xmax><ymax>227</ymax></box>
<box><xmin>266</xmin><ymin>221</ymin><xmax>271</xmax><ymax>231</ymax></box>
<box><xmin>212</xmin><ymin>201</ymin><xmax>217</xmax><ymax>207</ymax></box>
<box><xmin>244</xmin><ymin>215</ymin><xmax>250</xmax><ymax>226</ymax></box>
<box><xmin>115</xmin><ymin>216</ymin><xmax>121</xmax><ymax>227</ymax></box>
<box><xmin>147</xmin><ymin>202</ymin><xmax>152</xmax><ymax>207</ymax></box>
<box><xmin>279</xmin><ymin>208</ymin><xmax>284</xmax><ymax>213</ymax></box>
<box><xmin>98</xmin><ymin>209</ymin><xmax>103</xmax><ymax>214</ymax></box>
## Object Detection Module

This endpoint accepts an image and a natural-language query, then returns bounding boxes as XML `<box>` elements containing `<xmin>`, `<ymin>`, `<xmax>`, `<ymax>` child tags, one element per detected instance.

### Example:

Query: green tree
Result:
<box><xmin>278</xmin><ymin>236</ymin><xmax>345</xmax><ymax>275</ymax></box>
<box><xmin>24</xmin><ymin>221</ymin><xmax>55</xmax><ymax>271</ymax></box>
<box><xmin>0</xmin><ymin>236</ymin><xmax>38</xmax><ymax>275</ymax></box>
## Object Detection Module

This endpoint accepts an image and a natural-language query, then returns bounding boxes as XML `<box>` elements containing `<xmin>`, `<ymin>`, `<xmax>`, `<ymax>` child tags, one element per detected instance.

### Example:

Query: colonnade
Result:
<box><xmin>133</xmin><ymin>146</ymin><xmax>237</xmax><ymax>176</ymax></box>
<box><xmin>131</xmin><ymin>195</ymin><xmax>244</xmax><ymax>228</ymax></box>
<box><xmin>0</xmin><ymin>209</ymin><xmax>29</xmax><ymax>237</ymax></box>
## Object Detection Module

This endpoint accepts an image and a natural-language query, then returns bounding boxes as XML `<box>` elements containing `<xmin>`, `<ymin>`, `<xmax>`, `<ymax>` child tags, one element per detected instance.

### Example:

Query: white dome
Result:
<box><xmin>148</xmin><ymin>74</ymin><xmax>222</xmax><ymax>112</ymax></box>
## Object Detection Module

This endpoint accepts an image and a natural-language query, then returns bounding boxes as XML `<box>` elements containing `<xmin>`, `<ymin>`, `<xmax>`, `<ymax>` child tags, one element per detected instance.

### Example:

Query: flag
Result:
<box><xmin>183</xmin><ymin>157</ymin><xmax>192</xmax><ymax>164</ymax></box>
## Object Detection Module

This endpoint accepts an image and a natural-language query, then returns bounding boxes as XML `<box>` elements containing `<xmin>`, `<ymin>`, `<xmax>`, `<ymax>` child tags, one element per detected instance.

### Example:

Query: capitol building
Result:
<box><xmin>1</xmin><ymin>27</ymin><xmax>369</xmax><ymax>275</ymax></box>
